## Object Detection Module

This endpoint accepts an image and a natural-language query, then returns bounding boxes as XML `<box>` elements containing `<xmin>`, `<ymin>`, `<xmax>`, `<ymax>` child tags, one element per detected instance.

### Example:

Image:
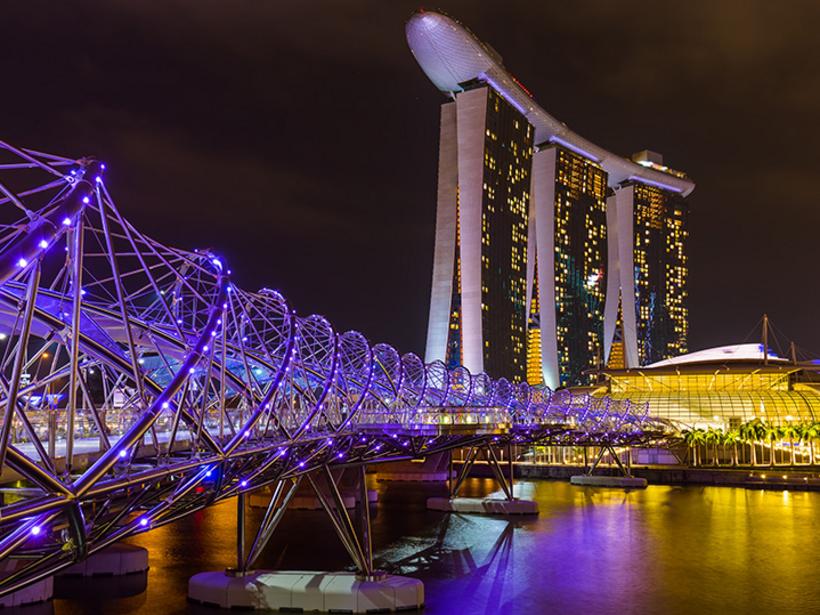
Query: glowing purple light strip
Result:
<box><xmin>481</xmin><ymin>73</ymin><xmax>530</xmax><ymax>116</ymax></box>
<box><xmin>549</xmin><ymin>136</ymin><xmax>602</xmax><ymax>163</ymax></box>
<box><xmin>627</xmin><ymin>175</ymin><xmax>684</xmax><ymax>194</ymax></box>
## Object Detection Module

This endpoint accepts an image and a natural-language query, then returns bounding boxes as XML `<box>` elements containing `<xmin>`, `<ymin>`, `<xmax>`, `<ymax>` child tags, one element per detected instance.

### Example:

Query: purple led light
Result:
<box><xmin>82</xmin><ymin>196</ymin><xmax>90</xmax><ymax>204</ymax></box>
<box><xmin>550</xmin><ymin>135</ymin><xmax>601</xmax><ymax>163</ymax></box>
<box><xmin>627</xmin><ymin>175</ymin><xmax>684</xmax><ymax>194</ymax></box>
<box><xmin>30</xmin><ymin>525</ymin><xmax>41</xmax><ymax>536</ymax></box>
<box><xmin>38</xmin><ymin>239</ymin><xmax>48</xmax><ymax>249</ymax></box>
<box><xmin>119</xmin><ymin>449</ymin><xmax>127</xmax><ymax>458</ymax></box>
<box><xmin>139</xmin><ymin>518</ymin><xmax>149</xmax><ymax>527</ymax></box>
<box><xmin>240</xmin><ymin>480</ymin><xmax>248</xmax><ymax>488</ymax></box>
<box><xmin>17</xmin><ymin>258</ymin><xmax>27</xmax><ymax>268</ymax></box>
<box><xmin>62</xmin><ymin>217</ymin><xmax>71</xmax><ymax>226</ymax></box>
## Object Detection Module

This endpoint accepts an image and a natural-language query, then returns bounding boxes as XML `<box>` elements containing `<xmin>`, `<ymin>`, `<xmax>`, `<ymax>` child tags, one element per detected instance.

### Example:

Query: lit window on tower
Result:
<box><xmin>632</xmin><ymin>184</ymin><xmax>689</xmax><ymax>364</ymax></box>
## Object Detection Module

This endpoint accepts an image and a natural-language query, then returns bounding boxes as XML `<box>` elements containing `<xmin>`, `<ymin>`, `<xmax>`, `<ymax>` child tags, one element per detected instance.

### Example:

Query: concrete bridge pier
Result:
<box><xmin>0</xmin><ymin>560</ymin><xmax>53</xmax><ymax>608</ymax></box>
<box><xmin>58</xmin><ymin>543</ymin><xmax>149</xmax><ymax>577</ymax></box>
<box><xmin>374</xmin><ymin>451</ymin><xmax>454</xmax><ymax>482</ymax></box>
<box><xmin>427</xmin><ymin>445</ymin><xmax>538</xmax><ymax>515</ymax></box>
<box><xmin>188</xmin><ymin>467</ymin><xmax>423</xmax><ymax>612</ymax></box>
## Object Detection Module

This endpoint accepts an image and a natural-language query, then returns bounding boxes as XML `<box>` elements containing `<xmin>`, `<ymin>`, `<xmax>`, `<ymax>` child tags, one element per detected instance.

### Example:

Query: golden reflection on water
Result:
<box><xmin>50</xmin><ymin>480</ymin><xmax>820</xmax><ymax>615</ymax></box>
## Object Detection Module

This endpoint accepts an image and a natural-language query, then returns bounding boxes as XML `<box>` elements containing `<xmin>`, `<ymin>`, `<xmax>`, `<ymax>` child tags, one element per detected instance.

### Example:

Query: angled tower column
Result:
<box><xmin>424</xmin><ymin>102</ymin><xmax>458</xmax><ymax>364</ymax></box>
<box><xmin>603</xmin><ymin>192</ymin><xmax>621</xmax><ymax>365</ymax></box>
<box><xmin>453</xmin><ymin>87</ymin><xmax>488</xmax><ymax>375</ymax></box>
<box><xmin>530</xmin><ymin>148</ymin><xmax>560</xmax><ymax>389</ymax></box>
<box><xmin>613</xmin><ymin>186</ymin><xmax>640</xmax><ymax>368</ymax></box>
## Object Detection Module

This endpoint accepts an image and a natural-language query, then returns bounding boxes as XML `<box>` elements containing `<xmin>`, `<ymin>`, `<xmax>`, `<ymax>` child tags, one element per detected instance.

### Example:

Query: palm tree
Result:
<box><xmin>809</xmin><ymin>423</ymin><xmax>820</xmax><ymax>465</ymax></box>
<box><xmin>794</xmin><ymin>422</ymin><xmax>819</xmax><ymax>466</ymax></box>
<box><xmin>724</xmin><ymin>429</ymin><xmax>740</xmax><ymax>467</ymax></box>
<box><xmin>682</xmin><ymin>429</ymin><xmax>707</xmax><ymax>467</ymax></box>
<box><xmin>763</xmin><ymin>423</ymin><xmax>781</xmax><ymax>467</ymax></box>
<box><xmin>739</xmin><ymin>420</ymin><xmax>757</xmax><ymax>465</ymax></box>
<box><xmin>681</xmin><ymin>429</ymin><xmax>696</xmax><ymax>466</ymax></box>
<box><xmin>705</xmin><ymin>428</ymin><xmax>721</xmax><ymax>466</ymax></box>
<box><xmin>689</xmin><ymin>428</ymin><xmax>707</xmax><ymax>467</ymax></box>
<box><xmin>740</xmin><ymin>419</ymin><xmax>768</xmax><ymax>466</ymax></box>
<box><xmin>781</xmin><ymin>423</ymin><xmax>799</xmax><ymax>466</ymax></box>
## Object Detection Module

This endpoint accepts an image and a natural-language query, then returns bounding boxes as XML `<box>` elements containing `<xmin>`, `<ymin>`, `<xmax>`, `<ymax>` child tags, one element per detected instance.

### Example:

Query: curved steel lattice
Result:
<box><xmin>0</xmin><ymin>142</ymin><xmax>668</xmax><ymax>594</ymax></box>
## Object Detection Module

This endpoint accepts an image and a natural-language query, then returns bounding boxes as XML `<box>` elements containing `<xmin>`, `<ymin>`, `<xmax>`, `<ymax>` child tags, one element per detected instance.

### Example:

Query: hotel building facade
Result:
<box><xmin>407</xmin><ymin>10</ymin><xmax>695</xmax><ymax>387</ymax></box>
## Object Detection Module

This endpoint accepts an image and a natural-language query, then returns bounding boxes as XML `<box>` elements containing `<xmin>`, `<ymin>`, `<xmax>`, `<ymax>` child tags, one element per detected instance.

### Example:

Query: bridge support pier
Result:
<box><xmin>374</xmin><ymin>451</ymin><xmax>454</xmax><ymax>482</ymax></box>
<box><xmin>0</xmin><ymin>560</ymin><xmax>53</xmax><ymax>607</ymax></box>
<box><xmin>428</xmin><ymin>444</ymin><xmax>538</xmax><ymax>515</ymax></box>
<box><xmin>570</xmin><ymin>446</ymin><xmax>648</xmax><ymax>488</ymax></box>
<box><xmin>58</xmin><ymin>543</ymin><xmax>149</xmax><ymax>577</ymax></box>
<box><xmin>188</xmin><ymin>468</ymin><xmax>423</xmax><ymax>612</ymax></box>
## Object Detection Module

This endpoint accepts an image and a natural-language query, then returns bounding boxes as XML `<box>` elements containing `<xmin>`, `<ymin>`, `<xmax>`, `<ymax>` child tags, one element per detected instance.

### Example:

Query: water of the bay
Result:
<box><xmin>42</xmin><ymin>477</ymin><xmax>820</xmax><ymax>614</ymax></box>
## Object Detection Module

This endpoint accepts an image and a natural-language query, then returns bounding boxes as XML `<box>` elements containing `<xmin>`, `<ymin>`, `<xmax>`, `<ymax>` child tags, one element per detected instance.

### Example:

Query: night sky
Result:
<box><xmin>3</xmin><ymin>1</ymin><xmax>819</xmax><ymax>359</ymax></box>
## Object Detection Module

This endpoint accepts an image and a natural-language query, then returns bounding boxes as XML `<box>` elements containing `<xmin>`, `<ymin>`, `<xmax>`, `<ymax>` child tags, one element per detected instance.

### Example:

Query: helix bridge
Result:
<box><xmin>0</xmin><ymin>141</ymin><xmax>670</xmax><ymax>596</ymax></box>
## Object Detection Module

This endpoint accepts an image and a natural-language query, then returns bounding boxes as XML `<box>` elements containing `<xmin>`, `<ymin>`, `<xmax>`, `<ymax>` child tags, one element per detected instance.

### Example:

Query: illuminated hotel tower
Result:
<box><xmin>426</xmin><ymin>82</ymin><xmax>533</xmax><ymax>381</ymax></box>
<box><xmin>605</xmin><ymin>150</ymin><xmax>690</xmax><ymax>368</ymax></box>
<box><xmin>407</xmin><ymin>10</ymin><xmax>695</xmax><ymax>386</ymax></box>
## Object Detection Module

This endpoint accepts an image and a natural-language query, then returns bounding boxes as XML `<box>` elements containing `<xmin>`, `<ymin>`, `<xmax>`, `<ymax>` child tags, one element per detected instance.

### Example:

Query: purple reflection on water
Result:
<box><xmin>54</xmin><ymin>478</ymin><xmax>820</xmax><ymax>614</ymax></box>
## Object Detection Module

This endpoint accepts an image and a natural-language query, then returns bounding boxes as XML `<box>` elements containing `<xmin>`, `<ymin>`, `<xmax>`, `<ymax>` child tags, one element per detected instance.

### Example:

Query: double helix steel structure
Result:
<box><xmin>0</xmin><ymin>142</ymin><xmax>669</xmax><ymax>594</ymax></box>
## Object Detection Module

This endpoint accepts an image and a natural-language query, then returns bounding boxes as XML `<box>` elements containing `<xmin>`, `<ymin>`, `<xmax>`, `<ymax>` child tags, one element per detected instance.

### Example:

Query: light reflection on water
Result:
<box><xmin>48</xmin><ymin>478</ymin><xmax>820</xmax><ymax>614</ymax></box>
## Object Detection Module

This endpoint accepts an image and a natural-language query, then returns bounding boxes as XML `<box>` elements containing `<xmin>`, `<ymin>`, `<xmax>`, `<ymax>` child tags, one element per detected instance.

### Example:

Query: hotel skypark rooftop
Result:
<box><xmin>406</xmin><ymin>9</ymin><xmax>696</xmax><ymax>195</ymax></box>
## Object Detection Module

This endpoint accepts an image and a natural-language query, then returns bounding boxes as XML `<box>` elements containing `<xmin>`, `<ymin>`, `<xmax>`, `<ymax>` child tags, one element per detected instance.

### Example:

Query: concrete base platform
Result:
<box><xmin>0</xmin><ymin>560</ymin><xmax>53</xmax><ymax>607</ymax></box>
<box><xmin>188</xmin><ymin>570</ymin><xmax>423</xmax><ymax>612</ymax></box>
<box><xmin>59</xmin><ymin>543</ymin><xmax>149</xmax><ymax>577</ymax></box>
<box><xmin>570</xmin><ymin>475</ymin><xmax>648</xmax><ymax>489</ymax></box>
<box><xmin>377</xmin><ymin>471</ymin><xmax>453</xmax><ymax>482</ymax></box>
<box><xmin>289</xmin><ymin>493</ymin><xmax>356</xmax><ymax>510</ymax></box>
<box><xmin>250</xmin><ymin>489</ymin><xmax>377</xmax><ymax>510</ymax></box>
<box><xmin>427</xmin><ymin>496</ymin><xmax>538</xmax><ymax>515</ymax></box>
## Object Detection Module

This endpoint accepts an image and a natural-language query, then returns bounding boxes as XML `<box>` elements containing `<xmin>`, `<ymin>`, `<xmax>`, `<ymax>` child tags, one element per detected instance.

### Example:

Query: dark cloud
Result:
<box><xmin>1</xmin><ymin>0</ymin><xmax>818</xmax><ymax>356</ymax></box>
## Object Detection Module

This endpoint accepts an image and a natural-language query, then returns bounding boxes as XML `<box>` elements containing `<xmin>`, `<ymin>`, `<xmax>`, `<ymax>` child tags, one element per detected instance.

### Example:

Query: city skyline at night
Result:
<box><xmin>1</xmin><ymin>3</ymin><xmax>820</xmax><ymax>614</ymax></box>
<box><xmin>1</xmin><ymin>1</ymin><xmax>817</xmax><ymax>360</ymax></box>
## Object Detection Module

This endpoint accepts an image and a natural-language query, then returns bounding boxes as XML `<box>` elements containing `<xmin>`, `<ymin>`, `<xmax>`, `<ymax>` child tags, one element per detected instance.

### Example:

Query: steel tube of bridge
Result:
<box><xmin>0</xmin><ymin>262</ymin><xmax>40</xmax><ymax>471</ymax></box>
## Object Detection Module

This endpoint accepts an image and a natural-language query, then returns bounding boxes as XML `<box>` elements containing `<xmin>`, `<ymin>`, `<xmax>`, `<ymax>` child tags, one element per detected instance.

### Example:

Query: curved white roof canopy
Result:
<box><xmin>646</xmin><ymin>344</ymin><xmax>787</xmax><ymax>368</ymax></box>
<box><xmin>406</xmin><ymin>10</ymin><xmax>695</xmax><ymax>196</ymax></box>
